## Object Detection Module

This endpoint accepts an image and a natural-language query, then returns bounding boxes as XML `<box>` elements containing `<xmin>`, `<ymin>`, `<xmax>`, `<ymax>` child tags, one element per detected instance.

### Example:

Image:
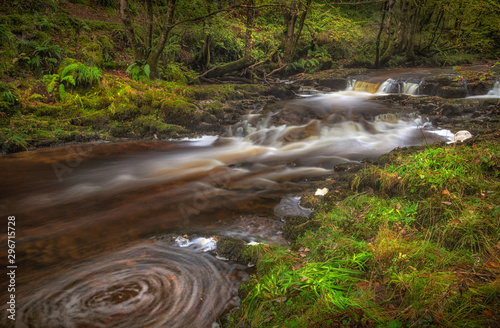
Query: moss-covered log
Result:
<box><xmin>204</xmin><ymin>57</ymin><xmax>255</xmax><ymax>79</ymax></box>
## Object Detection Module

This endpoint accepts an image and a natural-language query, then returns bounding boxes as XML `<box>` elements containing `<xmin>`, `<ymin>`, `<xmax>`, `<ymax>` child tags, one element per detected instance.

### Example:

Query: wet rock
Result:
<box><xmin>317</xmin><ymin>78</ymin><xmax>348</xmax><ymax>91</ymax></box>
<box><xmin>216</xmin><ymin>236</ymin><xmax>246</xmax><ymax>261</ymax></box>
<box><xmin>216</xmin><ymin>236</ymin><xmax>258</xmax><ymax>263</ymax></box>
<box><xmin>274</xmin><ymin>196</ymin><xmax>313</xmax><ymax>217</ymax></box>
<box><xmin>466</xmin><ymin>79</ymin><xmax>498</xmax><ymax>96</ymax></box>
<box><xmin>436</xmin><ymin>86</ymin><xmax>467</xmax><ymax>99</ymax></box>
<box><xmin>261</xmin><ymin>85</ymin><xmax>298</xmax><ymax>99</ymax></box>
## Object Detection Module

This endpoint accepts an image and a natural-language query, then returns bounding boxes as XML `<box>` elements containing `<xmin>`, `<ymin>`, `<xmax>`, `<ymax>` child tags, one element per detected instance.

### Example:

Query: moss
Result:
<box><xmin>130</xmin><ymin>116</ymin><xmax>181</xmax><ymax>139</ymax></box>
<box><xmin>216</xmin><ymin>236</ymin><xmax>247</xmax><ymax>262</ymax></box>
<box><xmin>282</xmin><ymin>216</ymin><xmax>321</xmax><ymax>245</ymax></box>
<box><xmin>201</xmin><ymin>101</ymin><xmax>225</xmax><ymax>119</ymax></box>
<box><xmin>111</xmin><ymin>103</ymin><xmax>144</xmax><ymax>121</ymax></box>
<box><xmin>108</xmin><ymin>121</ymin><xmax>131</xmax><ymax>138</ymax></box>
<box><xmin>159</xmin><ymin>98</ymin><xmax>200</xmax><ymax>127</ymax></box>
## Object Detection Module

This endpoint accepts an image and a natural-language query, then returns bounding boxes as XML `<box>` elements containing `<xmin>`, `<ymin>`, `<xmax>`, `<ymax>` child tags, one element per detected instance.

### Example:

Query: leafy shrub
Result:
<box><xmin>126</xmin><ymin>60</ymin><xmax>150</xmax><ymax>81</ymax></box>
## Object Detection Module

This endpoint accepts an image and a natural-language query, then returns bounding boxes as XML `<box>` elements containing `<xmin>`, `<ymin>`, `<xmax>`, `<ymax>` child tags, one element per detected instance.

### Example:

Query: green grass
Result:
<box><xmin>226</xmin><ymin>141</ymin><xmax>500</xmax><ymax>327</ymax></box>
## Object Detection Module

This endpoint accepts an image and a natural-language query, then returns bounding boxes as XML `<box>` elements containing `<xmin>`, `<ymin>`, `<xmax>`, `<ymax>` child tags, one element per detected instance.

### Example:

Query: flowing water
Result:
<box><xmin>0</xmin><ymin>88</ymin><xmax>453</xmax><ymax>327</ymax></box>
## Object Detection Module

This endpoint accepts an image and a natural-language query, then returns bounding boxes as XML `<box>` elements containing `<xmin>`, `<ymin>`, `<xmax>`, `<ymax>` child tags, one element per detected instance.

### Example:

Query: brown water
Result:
<box><xmin>0</xmin><ymin>90</ymin><xmax>453</xmax><ymax>327</ymax></box>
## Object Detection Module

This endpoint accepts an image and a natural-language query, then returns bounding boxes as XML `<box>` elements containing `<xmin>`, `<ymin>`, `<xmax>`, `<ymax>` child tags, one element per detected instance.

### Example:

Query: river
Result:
<box><xmin>0</xmin><ymin>87</ymin><xmax>453</xmax><ymax>327</ymax></box>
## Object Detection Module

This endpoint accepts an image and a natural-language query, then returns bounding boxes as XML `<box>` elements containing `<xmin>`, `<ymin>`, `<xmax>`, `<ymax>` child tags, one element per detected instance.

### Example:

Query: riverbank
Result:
<box><xmin>221</xmin><ymin>135</ymin><xmax>500</xmax><ymax>327</ymax></box>
<box><xmin>3</xmin><ymin>62</ymin><xmax>499</xmax><ymax>154</ymax></box>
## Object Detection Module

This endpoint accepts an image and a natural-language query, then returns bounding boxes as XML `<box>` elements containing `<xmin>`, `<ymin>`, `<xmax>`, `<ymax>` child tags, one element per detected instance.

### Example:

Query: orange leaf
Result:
<box><xmin>450</xmin><ymin>219</ymin><xmax>460</xmax><ymax>224</ymax></box>
<box><xmin>168</xmin><ymin>276</ymin><xmax>175</xmax><ymax>281</ymax></box>
<box><xmin>356</xmin><ymin>281</ymin><xmax>369</xmax><ymax>290</ymax></box>
<box><xmin>483</xmin><ymin>310</ymin><xmax>493</xmax><ymax>317</ymax></box>
<box><xmin>442</xmin><ymin>190</ymin><xmax>450</xmax><ymax>195</ymax></box>
<box><xmin>486</xmin><ymin>261</ymin><xmax>499</xmax><ymax>268</ymax></box>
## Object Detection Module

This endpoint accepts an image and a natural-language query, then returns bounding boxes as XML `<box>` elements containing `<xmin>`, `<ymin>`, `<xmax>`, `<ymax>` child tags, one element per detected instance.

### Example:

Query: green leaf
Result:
<box><xmin>143</xmin><ymin>64</ymin><xmax>151</xmax><ymax>78</ymax></box>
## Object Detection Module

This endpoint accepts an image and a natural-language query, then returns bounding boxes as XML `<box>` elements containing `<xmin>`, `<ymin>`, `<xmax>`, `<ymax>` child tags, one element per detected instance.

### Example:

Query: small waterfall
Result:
<box><xmin>349</xmin><ymin>78</ymin><xmax>420</xmax><ymax>95</ymax></box>
<box><xmin>377</xmin><ymin>78</ymin><xmax>396</xmax><ymax>93</ymax></box>
<box><xmin>487</xmin><ymin>81</ymin><xmax>500</xmax><ymax>96</ymax></box>
<box><xmin>351</xmin><ymin>80</ymin><xmax>381</xmax><ymax>93</ymax></box>
<box><xmin>377</xmin><ymin>79</ymin><xmax>420</xmax><ymax>95</ymax></box>
<box><xmin>402</xmin><ymin>81</ymin><xmax>420</xmax><ymax>95</ymax></box>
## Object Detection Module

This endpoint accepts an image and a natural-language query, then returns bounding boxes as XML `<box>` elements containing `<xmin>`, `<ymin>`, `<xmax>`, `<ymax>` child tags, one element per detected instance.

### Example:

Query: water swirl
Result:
<box><xmin>13</xmin><ymin>241</ymin><xmax>245</xmax><ymax>328</ymax></box>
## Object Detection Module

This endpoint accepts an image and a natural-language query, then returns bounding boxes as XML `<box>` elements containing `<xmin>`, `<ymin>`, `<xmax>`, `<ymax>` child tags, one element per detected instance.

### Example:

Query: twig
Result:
<box><xmin>265</xmin><ymin>64</ymin><xmax>288</xmax><ymax>79</ymax></box>
<box><xmin>196</xmin><ymin>64</ymin><xmax>222</xmax><ymax>79</ymax></box>
<box><xmin>245</xmin><ymin>59</ymin><xmax>268</xmax><ymax>71</ymax></box>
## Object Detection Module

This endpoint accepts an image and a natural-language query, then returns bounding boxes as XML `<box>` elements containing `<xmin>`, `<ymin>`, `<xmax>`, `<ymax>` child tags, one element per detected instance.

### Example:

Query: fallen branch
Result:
<box><xmin>191</xmin><ymin>64</ymin><xmax>222</xmax><ymax>81</ymax></box>
<box><xmin>265</xmin><ymin>64</ymin><xmax>288</xmax><ymax>79</ymax></box>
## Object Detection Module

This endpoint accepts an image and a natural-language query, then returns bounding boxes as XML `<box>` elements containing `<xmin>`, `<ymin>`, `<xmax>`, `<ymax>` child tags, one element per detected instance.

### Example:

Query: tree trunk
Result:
<box><xmin>117</xmin><ymin>0</ymin><xmax>145</xmax><ymax>60</ymax></box>
<box><xmin>147</xmin><ymin>0</ymin><xmax>177</xmax><ymax>79</ymax></box>
<box><xmin>144</xmin><ymin>0</ymin><xmax>153</xmax><ymax>56</ymax></box>
<box><xmin>282</xmin><ymin>0</ymin><xmax>298</xmax><ymax>63</ymax></box>
<box><xmin>244</xmin><ymin>0</ymin><xmax>255</xmax><ymax>59</ymax></box>
<box><xmin>375</xmin><ymin>0</ymin><xmax>388</xmax><ymax>68</ymax></box>
<box><xmin>293</xmin><ymin>0</ymin><xmax>312</xmax><ymax>53</ymax></box>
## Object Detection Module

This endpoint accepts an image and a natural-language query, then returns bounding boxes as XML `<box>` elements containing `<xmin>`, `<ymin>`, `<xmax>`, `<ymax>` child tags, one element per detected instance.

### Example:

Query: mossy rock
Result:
<box><xmin>109</xmin><ymin>121</ymin><xmax>132</xmax><ymax>138</ymax></box>
<box><xmin>159</xmin><ymin>98</ymin><xmax>200</xmax><ymax>127</ymax></box>
<box><xmin>261</xmin><ymin>85</ymin><xmax>297</xmax><ymax>99</ymax></box>
<box><xmin>317</xmin><ymin>78</ymin><xmax>347</xmax><ymax>91</ymax></box>
<box><xmin>131</xmin><ymin>116</ymin><xmax>181</xmax><ymax>139</ymax></box>
<box><xmin>436</xmin><ymin>86</ymin><xmax>467</xmax><ymax>99</ymax></box>
<box><xmin>216</xmin><ymin>236</ymin><xmax>247</xmax><ymax>262</ymax></box>
<box><xmin>71</xmin><ymin>110</ymin><xmax>110</xmax><ymax>128</ymax></box>
<box><xmin>234</xmin><ymin>84</ymin><xmax>267</xmax><ymax>94</ymax></box>
<box><xmin>32</xmin><ymin>103</ymin><xmax>61</xmax><ymax>117</ymax></box>
<box><xmin>111</xmin><ymin>103</ymin><xmax>146</xmax><ymax>121</ymax></box>
<box><xmin>282</xmin><ymin>216</ymin><xmax>321</xmax><ymax>244</ymax></box>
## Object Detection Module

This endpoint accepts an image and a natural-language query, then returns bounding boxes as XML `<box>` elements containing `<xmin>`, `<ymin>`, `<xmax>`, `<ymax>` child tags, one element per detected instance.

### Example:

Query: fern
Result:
<box><xmin>61</xmin><ymin>62</ymin><xmax>101</xmax><ymax>87</ymax></box>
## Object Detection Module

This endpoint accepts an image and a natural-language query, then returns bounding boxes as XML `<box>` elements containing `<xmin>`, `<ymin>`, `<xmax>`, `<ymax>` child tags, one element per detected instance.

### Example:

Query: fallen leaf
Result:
<box><xmin>442</xmin><ymin>190</ymin><xmax>450</xmax><ymax>195</ymax></box>
<box><xmin>292</xmin><ymin>264</ymin><xmax>302</xmax><ymax>271</ymax></box>
<box><xmin>396</xmin><ymin>202</ymin><xmax>402</xmax><ymax>210</ymax></box>
<box><xmin>183</xmin><ymin>234</ymin><xmax>189</xmax><ymax>238</ymax></box>
<box><xmin>299</xmin><ymin>253</ymin><xmax>307</xmax><ymax>258</ymax></box>
<box><xmin>275</xmin><ymin>297</ymin><xmax>287</xmax><ymax>303</ymax></box>
<box><xmin>300</xmin><ymin>277</ymin><xmax>308</xmax><ymax>282</ymax></box>
<box><xmin>483</xmin><ymin>310</ymin><xmax>493</xmax><ymax>317</ymax></box>
<box><xmin>442</xmin><ymin>201</ymin><xmax>452</xmax><ymax>206</ymax></box>
<box><xmin>304</xmin><ymin>248</ymin><xmax>311</xmax><ymax>252</ymax></box>
<box><xmin>486</xmin><ymin>261</ymin><xmax>499</xmax><ymax>268</ymax></box>
<box><xmin>356</xmin><ymin>281</ymin><xmax>369</xmax><ymax>290</ymax></box>
<box><xmin>450</xmin><ymin>219</ymin><xmax>460</xmax><ymax>224</ymax></box>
